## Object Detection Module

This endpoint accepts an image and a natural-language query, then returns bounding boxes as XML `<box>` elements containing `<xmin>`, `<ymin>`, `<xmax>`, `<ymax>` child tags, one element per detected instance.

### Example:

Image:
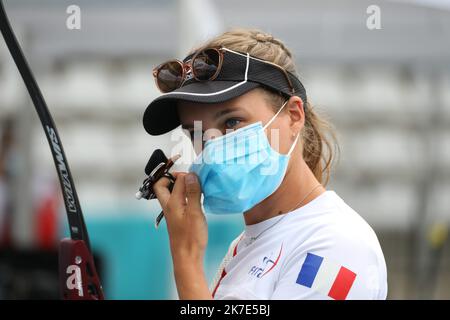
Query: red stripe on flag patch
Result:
<box><xmin>328</xmin><ymin>266</ymin><xmax>357</xmax><ymax>300</ymax></box>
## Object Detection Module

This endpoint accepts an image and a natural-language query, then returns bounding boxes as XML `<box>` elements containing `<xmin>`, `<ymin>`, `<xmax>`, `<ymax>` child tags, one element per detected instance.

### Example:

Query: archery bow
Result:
<box><xmin>0</xmin><ymin>0</ymin><xmax>104</xmax><ymax>299</ymax></box>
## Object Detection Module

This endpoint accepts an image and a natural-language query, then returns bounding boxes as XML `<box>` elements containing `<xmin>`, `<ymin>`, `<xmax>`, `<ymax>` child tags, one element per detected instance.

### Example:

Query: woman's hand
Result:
<box><xmin>153</xmin><ymin>172</ymin><xmax>211</xmax><ymax>299</ymax></box>
<box><xmin>153</xmin><ymin>172</ymin><xmax>208</xmax><ymax>262</ymax></box>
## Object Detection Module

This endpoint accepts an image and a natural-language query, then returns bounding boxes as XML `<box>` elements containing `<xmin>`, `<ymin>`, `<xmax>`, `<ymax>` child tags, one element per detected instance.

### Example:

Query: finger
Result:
<box><xmin>171</xmin><ymin>171</ymin><xmax>186</xmax><ymax>179</ymax></box>
<box><xmin>169</xmin><ymin>173</ymin><xmax>188</xmax><ymax>210</ymax></box>
<box><xmin>184</xmin><ymin>173</ymin><xmax>203</xmax><ymax>215</ymax></box>
<box><xmin>153</xmin><ymin>176</ymin><xmax>173</xmax><ymax>211</ymax></box>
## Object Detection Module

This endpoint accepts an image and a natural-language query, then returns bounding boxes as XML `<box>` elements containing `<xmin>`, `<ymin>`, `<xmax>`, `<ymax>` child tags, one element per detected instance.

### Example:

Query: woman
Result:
<box><xmin>143</xmin><ymin>28</ymin><xmax>387</xmax><ymax>300</ymax></box>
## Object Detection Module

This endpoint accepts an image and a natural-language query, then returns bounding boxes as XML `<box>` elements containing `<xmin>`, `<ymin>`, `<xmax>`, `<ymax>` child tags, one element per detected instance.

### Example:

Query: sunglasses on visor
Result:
<box><xmin>152</xmin><ymin>47</ymin><xmax>298</xmax><ymax>95</ymax></box>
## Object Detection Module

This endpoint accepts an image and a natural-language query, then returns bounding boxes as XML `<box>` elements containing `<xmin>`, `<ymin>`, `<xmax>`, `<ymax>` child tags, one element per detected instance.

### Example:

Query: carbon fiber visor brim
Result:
<box><xmin>143</xmin><ymin>80</ymin><xmax>260</xmax><ymax>135</ymax></box>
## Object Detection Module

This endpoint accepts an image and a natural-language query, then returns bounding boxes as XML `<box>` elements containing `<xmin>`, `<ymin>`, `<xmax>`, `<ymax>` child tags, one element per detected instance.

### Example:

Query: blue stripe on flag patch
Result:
<box><xmin>296</xmin><ymin>253</ymin><xmax>324</xmax><ymax>288</ymax></box>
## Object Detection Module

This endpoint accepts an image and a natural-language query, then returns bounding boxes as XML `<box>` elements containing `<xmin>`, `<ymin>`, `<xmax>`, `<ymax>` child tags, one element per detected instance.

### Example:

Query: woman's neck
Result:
<box><xmin>243</xmin><ymin>159</ymin><xmax>325</xmax><ymax>225</ymax></box>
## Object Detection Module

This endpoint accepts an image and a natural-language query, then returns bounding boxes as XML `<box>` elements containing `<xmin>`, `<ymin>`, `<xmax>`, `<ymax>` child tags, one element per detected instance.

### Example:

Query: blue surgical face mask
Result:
<box><xmin>188</xmin><ymin>100</ymin><xmax>300</xmax><ymax>214</ymax></box>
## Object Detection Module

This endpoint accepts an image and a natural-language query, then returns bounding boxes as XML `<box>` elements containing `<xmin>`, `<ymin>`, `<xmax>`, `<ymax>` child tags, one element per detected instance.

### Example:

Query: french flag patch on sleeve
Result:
<box><xmin>296</xmin><ymin>253</ymin><xmax>357</xmax><ymax>300</ymax></box>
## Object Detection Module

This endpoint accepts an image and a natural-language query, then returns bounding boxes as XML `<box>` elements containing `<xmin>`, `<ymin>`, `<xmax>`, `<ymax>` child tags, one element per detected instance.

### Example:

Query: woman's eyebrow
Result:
<box><xmin>181</xmin><ymin>107</ymin><xmax>242</xmax><ymax>129</ymax></box>
<box><xmin>214</xmin><ymin>107</ymin><xmax>240</xmax><ymax>120</ymax></box>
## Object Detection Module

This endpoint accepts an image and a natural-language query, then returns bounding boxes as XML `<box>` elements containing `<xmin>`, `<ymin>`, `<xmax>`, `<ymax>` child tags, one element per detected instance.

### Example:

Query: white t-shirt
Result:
<box><xmin>211</xmin><ymin>190</ymin><xmax>387</xmax><ymax>300</ymax></box>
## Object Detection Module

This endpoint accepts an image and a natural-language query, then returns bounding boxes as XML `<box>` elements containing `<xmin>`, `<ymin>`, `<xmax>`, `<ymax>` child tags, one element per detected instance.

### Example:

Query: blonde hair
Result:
<box><xmin>191</xmin><ymin>28</ymin><xmax>338</xmax><ymax>185</ymax></box>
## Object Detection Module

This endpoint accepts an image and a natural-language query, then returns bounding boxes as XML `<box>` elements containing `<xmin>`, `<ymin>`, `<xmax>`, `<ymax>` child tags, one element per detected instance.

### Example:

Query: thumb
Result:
<box><xmin>185</xmin><ymin>173</ymin><xmax>202</xmax><ymax>213</ymax></box>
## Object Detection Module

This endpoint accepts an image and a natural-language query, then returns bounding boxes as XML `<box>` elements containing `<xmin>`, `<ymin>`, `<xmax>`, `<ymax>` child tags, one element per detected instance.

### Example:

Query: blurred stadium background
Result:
<box><xmin>0</xmin><ymin>0</ymin><xmax>449</xmax><ymax>299</ymax></box>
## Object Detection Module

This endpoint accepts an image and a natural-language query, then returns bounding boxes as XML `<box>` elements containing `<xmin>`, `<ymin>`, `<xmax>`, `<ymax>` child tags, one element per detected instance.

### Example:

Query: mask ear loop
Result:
<box><xmin>287</xmin><ymin>131</ymin><xmax>300</xmax><ymax>156</ymax></box>
<box><xmin>262</xmin><ymin>99</ymin><xmax>300</xmax><ymax>156</ymax></box>
<box><xmin>263</xmin><ymin>99</ymin><xmax>289</xmax><ymax>130</ymax></box>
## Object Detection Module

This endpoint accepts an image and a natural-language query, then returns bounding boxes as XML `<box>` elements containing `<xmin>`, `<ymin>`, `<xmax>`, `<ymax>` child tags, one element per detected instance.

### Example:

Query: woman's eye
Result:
<box><xmin>224</xmin><ymin>118</ymin><xmax>241</xmax><ymax>129</ymax></box>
